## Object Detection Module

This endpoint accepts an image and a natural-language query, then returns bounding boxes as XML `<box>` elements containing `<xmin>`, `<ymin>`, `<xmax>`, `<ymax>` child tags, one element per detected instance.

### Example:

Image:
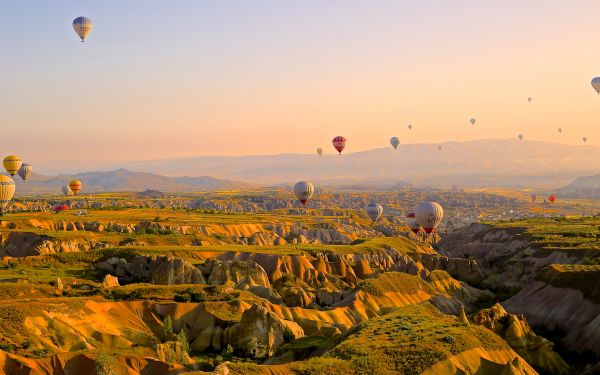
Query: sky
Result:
<box><xmin>2</xmin><ymin>1</ymin><xmax>600</xmax><ymax>172</ymax></box>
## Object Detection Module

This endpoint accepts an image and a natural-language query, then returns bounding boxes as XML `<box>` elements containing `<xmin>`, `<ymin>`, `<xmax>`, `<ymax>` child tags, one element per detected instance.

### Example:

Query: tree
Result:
<box><xmin>163</xmin><ymin>315</ymin><xmax>174</xmax><ymax>341</ymax></box>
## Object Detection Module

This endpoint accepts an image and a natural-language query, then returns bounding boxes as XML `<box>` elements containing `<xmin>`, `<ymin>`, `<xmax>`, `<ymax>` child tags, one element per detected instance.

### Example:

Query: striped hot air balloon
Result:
<box><xmin>73</xmin><ymin>17</ymin><xmax>93</xmax><ymax>42</ymax></box>
<box><xmin>293</xmin><ymin>181</ymin><xmax>314</xmax><ymax>206</ymax></box>
<box><xmin>332</xmin><ymin>136</ymin><xmax>346</xmax><ymax>155</ymax></box>
<box><xmin>69</xmin><ymin>180</ymin><xmax>82</xmax><ymax>195</ymax></box>
<box><xmin>3</xmin><ymin>156</ymin><xmax>22</xmax><ymax>176</ymax></box>
<box><xmin>18</xmin><ymin>163</ymin><xmax>32</xmax><ymax>181</ymax></box>
<box><xmin>415</xmin><ymin>202</ymin><xmax>444</xmax><ymax>234</ymax></box>
<box><xmin>0</xmin><ymin>175</ymin><xmax>15</xmax><ymax>213</ymax></box>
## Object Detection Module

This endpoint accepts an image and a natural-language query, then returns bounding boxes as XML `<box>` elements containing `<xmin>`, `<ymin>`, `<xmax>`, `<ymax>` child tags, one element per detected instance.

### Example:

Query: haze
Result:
<box><xmin>2</xmin><ymin>1</ymin><xmax>600</xmax><ymax>173</ymax></box>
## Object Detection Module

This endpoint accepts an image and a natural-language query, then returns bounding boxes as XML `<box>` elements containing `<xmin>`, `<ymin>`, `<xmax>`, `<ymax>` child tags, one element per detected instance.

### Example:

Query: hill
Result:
<box><xmin>13</xmin><ymin>169</ymin><xmax>254</xmax><ymax>195</ymax></box>
<box><xmin>112</xmin><ymin>139</ymin><xmax>600</xmax><ymax>187</ymax></box>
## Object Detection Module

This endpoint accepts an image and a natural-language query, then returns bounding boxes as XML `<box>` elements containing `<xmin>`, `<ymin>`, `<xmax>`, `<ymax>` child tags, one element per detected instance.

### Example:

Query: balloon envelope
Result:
<box><xmin>18</xmin><ymin>163</ymin><xmax>32</xmax><ymax>181</ymax></box>
<box><xmin>73</xmin><ymin>17</ymin><xmax>93</xmax><ymax>41</ymax></box>
<box><xmin>528</xmin><ymin>97</ymin><xmax>532</xmax><ymax>102</ymax></box>
<box><xmin>390</xmin><ymin>137</ymin><xmax>400</xmax><ymax>150</ymax></box>
<box><xmin>293</xmin><ymin>181</ymin><xmax>314</xmax><ymax>205</ymax></box>
<box><xmin>3</xmin><ymin>155</ymin><xmax>22</xmax><ymax>176</ymax></box>
<box><xmin>408</xmin><ymin>124</ymin><xmax>412</xmax><ymax>130</ymax></box>
<box><xmin>366</xmin><ymin>202</ymin><xmax>383</xmax><ymax>221</ymax></box>
<box><xmin>518</xmin><ymin>134</ymin><xmax>523</xmax><ymax>140</ymax></box>
<box><xmin>548</xmin><ymin>195</ymin><xmax>556</xmax><ymax>204</ymax></box>
<box><xmin>0</xmin><ymin>175</ymin><xmax>15</xmax><ymax>213</ymax></box>
<box><xmin>62</xmin><ymin>185</ymin><xmax>73</xmax><ymax>197</ymax></box>
<box><xmin>583</xmin><ymin>137</ymin><xmax>588</xmax><ymax>143</ymax></box>
<box><xmin>558</xmin><ymin>128</ymin><xmax>562</xmax><ymax>133</ymax></box>
<box><xmin>332</xmin><ymin>136</ymin><xmax>346</xmax><ymax>155</ymax></box>
<box><xmin>592</xmin><ymin>77</ymin><xmax>600</xmax><ymax>94</ymax></box>
<box><xmin>316</xmin><ymin>148</ymin><xmax>323</xmax><ymax>156</ymax></box>
<box><xmin>415</xmin><ymin>202</ymin><xmax>444</xmax><ymax>234</ymax></box>
<box><xmin>69</xmin><ymin>180</ymin><xmax>82</xmax><ymax>195</ymax></box>
<box><xmin>470</xmin><ymin>118</ymin><xmax>476</xmax><ymax>125</ymax></box>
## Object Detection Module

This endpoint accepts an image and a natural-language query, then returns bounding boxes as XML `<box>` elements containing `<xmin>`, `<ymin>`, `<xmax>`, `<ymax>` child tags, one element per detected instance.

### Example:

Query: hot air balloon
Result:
<box><xmin>415</xmin><ymin>202</ymin><xmax>444</xmax><ymax>234</ymax></box>
<box><xmin>528</xmin><ymin>97</ymin><xmax>532</xmax><ymax>103</ymax></box>
<box><xmin>583</xmin><ymin>137</ymin><xmax>588</xmax><ymax>143</ymax></box>
<box><xmin>332</xmin><ymin>136</ymin><xmax>346</xmax><ymax>155</ymax></box>
<box><xmin>69</xmin><ymin>180</ymin><xmax>82</xmax><ymax>195</ymax></box>
<box><xmin>3</xmin><ymin>156</ymin><xmax>22</xmax><ymax>176</ymax></box>
<box><xmin>558</xmin><ymin>128</ymin><xmax>562</xmax><ymax>133</ymax></box>
<box><xmin>293</xmin><ymin>181</ymin><xmax>314</xmax><ymax>206</ymax></box>
<box><xmin>518</xmin><ymin>134</ymin><xmax>523</xmax><ymax>141</ymax></box>
<box><xmin>316</xmin><ymin>148</ymin><xmax>323</xmax><ymax>157</ymax></box>
<box><xmin>0</xmin><ymin>175</ymin><xmax>15</xmax><ymax>213</ymax></box>
<box><xmin>438</xmin><ymin>145</ymin><xmax>442</xmax><ymax>151</ymax></box>
<box><xmin>73</xmin><ymin>17</ymin><xmax>93</xmax><ymax>42</ymax></box>
<box><xmin>470</xmin><ymin>118</ymin><xmax>476</xmax><ymax>126</ymax></box>
<box><xmin>531</xmin><ymin>193</ymin><xmax>537</xmax><ymax>203</ymax></box>
<box><xmin>366</xmin><ymin>203</ymin><xmax>383</xmax><ymax>221</ymax></box>
<box><xmin>592</xmin><ymin>77</ymin><xmax>600</xmax><ymax>95</ymax></box>
<box><xmin>548</xmin><ymin>195</ymin><xmax>556</xmax><ymax>204</ymax></box>
<box><xmin>390</xmin><ymin>137</ymin><xmax>400</xmax><ymax>150</ymax></box>
<box><xmin>405</xmin><ymin>213</ymin><xmax>421</xmax><ymax>234</ymax></box>
<box><xmin>408</xmin><ymin>124</ymin><xmax>413</xmax><ymax>130</ymax></box>
<box><xmin>62</xmin><ymin>185</ymin><xmax>73</xmax><ymax>197</ymax></box>
<box><xmin>17</xmin><ymin>163</ymin><xmax>32</xmax><ymax>181</ymax></box>
<box><xmin>54</xmin><ymin>204</ymin><xmax>69</xmax><ymax>213</ymax></box>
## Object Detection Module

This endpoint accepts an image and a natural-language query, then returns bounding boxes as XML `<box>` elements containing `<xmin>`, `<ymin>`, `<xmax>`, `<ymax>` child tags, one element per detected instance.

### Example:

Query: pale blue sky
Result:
<box><xmin>1</xmin><ymin>1</ymin><xmax>600</xmax><ymax>172</ymax></box>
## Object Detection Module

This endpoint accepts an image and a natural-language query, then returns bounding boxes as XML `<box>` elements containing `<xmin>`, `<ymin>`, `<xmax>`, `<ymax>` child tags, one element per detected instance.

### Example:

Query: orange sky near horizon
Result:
<box><xmin>1</xmin><ymin>1</ymin><xmax>600</xmax><ymax>171</ymax></box>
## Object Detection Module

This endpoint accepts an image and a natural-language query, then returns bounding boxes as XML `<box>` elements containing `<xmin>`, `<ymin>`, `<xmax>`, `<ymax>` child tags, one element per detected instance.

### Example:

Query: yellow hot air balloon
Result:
<box><xmin>73</xmin><ymin>17</ymin><xmax>93</xmax><ymax>42</ymax></box>
<box><xmin>3</xmin><ymin>155</ymin><xmax>22</xmax><ymax>176</ymax></box>
<box><xmin>69</xmin><ymin>179</ymin><xmax>82</xmax><ymax>195</ymax></box>
<box><xmin>0</xmin><ymin>175</ymin><xmax>15</xmax><ymax>213</ymax></box>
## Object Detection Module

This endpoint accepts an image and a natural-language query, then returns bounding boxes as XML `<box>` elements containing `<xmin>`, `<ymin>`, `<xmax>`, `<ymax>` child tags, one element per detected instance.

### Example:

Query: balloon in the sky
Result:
<box><xmin>528</xmin><ymin>97</ymin><xmax>532</xmax><ymax>103</ymax></box>
<box><xmin>470</xmin><ymin>118</ymin><xmax>476</xmax><ymax>126</ymax></box>
<box><xmin>62</xmin><ymin>185</ymin><xmax>73</xmax><ymax>197</ymax></box>
<box><xmin>73</xmin><ymin>17</ymin><xmax>93</xmax><ymax>42</ymax></box>
<box><xmin>332</xmin><ymin>136</ymin><xmax>346</xmax><ymax>155</ymax></box>
<box><xmin>583</xmin><ymin>137</ymin><xmax>588</xmax><ymax>143</ymax></box>
<box><xmin>408</xmin><ymin>124</ymin><xmax>413</xmax><ymax>130</ymax></box>
<box><xmin>0</xmin><ymin>175</ymin><xmax>15</xmax><ymax>213</ymax></box>
<box><xmin>558</xmin><ymin>128</ymin><xmax>562</xmax><ymax>133</ymax></box>
<box><xmin>415</xmin><ymin>202</ymin><xmax>444</xmax><ymax>234</ymax></box>
<box><xmin>405</xmin><ymin>213</ymin><xmax>421</xmax><ymax>234</ymax></box>
<box><xmin>592</xmin><ymin>77</ymin><xmax>600</xmax><ymax>95</ymax></box>
<box><xmin>531</xmin><ymin>193</ymin><xmax>537</xmax><ymax>203</ymax></box>
<box><xmin>390</xmin><ymin>137</ymin><xmax>400</xmax><ymax>150</ymax></box>
<box><xmin>518</xmin><ymin>134</ymin><xmax>523</xmax><ymax>141</ymax></box>
<box><xmin>3</xmin><ymin>156</ymin><xmax>22</xmax><ymax>176</ymax></box>
<box><xmin>366</xmin><ymin>202</ymin><xmax>383</xmax><ymax>221</ymax></box>
<box><xmin>293</xmin><ymin>181</ymin><xmax>314</xmax><ymax>206</ymax></box>
<box><xmin>69</xmin><ymin>180</ymin><xmax>82</xmax><ymax>195</ymax></box>
<box><xmin>316</xmin><ymin>148</ymin><xmax>323</xmax><ymax>157</ymax></box>
<box><xmin>17</xmin><ymin>163</ymin><xmax>32</xmax><ymax>181</ymax></box>
<box><xmin>548</xmin><ymin>195</ymin><xmax>556</xmax><ymax>204</ymax></box>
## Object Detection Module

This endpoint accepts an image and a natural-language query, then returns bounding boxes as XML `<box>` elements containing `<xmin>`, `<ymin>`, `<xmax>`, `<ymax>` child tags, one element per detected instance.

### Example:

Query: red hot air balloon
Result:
<box><xmin>54</xmin><ymin>204</ymin><xmax>69</xmax><ymax>213</ymax></box>
<box><xmin>548</xmin><ymin>195</ymin><xmax>556</xmax><ymax>204</ymax></box>
<box><xmin>332</xmin><ymin>136</ymin><xmax>346</xmax><ymax>155</ymax></box>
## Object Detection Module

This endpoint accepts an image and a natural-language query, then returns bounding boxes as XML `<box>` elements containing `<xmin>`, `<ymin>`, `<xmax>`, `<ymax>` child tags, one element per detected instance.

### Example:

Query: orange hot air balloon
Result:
<box><xmin>548</xmin><ymin>195</ymin><xmax>556</xmax><ymax>204</ymax></box>
<box><xmin>69</xmin><ymin>180</ymin><xmax>82</xmax><ymax>195</ymax></box>
<box><xmin>332</xmin><ymin>136</ymin><xmax>346</xmax><ymax>155</ymax></box>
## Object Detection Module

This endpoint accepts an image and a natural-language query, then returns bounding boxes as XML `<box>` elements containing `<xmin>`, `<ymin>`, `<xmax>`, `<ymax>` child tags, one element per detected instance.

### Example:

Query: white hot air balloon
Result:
<box><xmin>293</xmin><ymin>181</ymin><xmax>314</xmax><ymax>206</ymax></box>
<box><xmin>73</xmin><ymin>17</ymin><xmax>93</xmax><ymax>42</ymax></box>
<box><xmin>518</xmin><ymin>134</ymin><xmax>523</xmax><ymax>141</ymax></box>
<box><xmin>366</xmin><ymin>202</ymin><xmax>383</xmax><ymax>221</ymax></box>
<box><xmin>390</xmin><ymin>137</ymin><xmax>400</xmax><ymax>150</ymax></box>
<box><xmin>405</xmin><ymin>213</ymin><xmax>421</xmax><ymax>234</ymax></box>
<box><xmin>592</xmin><ymin>77</ymin><xmax>600</xmax><ymax>95</ymax></box>
<box><xmin>415</xmin><ymin>202</ymin><xmax>444</xmax><ymax>234</ymax></box>
<box><xmin>0</xmin><ymin>175</ymin><xmax>15</xmax><ymax>213</ymax></box>
<box><xmin>316</xmin><ymin>148</ymin><xmax>323</xmax><ymax>157</ymax></box>
<box><xmin>62</xmin><ymin>185</ymin><xmax>74</xmax><ymax>197</ymax></box>
<box><xmin>470</xmin><ymin>118</ymin><xmax>476</xmax><ymax>126</ymax></box>
<box><xmin>17</xmin><ymin>163</ymin><xmax>32</xmax><ymax>181</ymax></box>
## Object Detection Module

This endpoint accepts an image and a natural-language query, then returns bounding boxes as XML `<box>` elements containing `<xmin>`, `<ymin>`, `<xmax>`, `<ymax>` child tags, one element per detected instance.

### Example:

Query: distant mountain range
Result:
<box><xmin>113</xmin><ymin>139</ymin><xmax>600</xmax><ymax>188</ymax></box>
<box><xmin>14</xmin><ymin>169</ymin><xmax>254</xmax><ymax>196</ymax></box>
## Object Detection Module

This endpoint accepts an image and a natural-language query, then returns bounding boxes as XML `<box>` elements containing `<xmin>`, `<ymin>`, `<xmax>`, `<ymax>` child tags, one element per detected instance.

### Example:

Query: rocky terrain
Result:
<box><xmin>0</xmin><ymin>198</ymin><xmax>597</xmax><ymax>374</ymax></box>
